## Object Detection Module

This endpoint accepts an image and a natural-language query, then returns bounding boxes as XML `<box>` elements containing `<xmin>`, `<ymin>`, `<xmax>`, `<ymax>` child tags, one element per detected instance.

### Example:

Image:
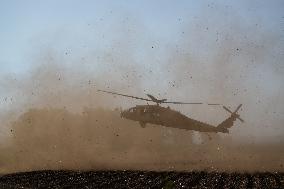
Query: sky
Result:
<box><xmin>0</xmin><ymin>0</ymin><xmax>284</xmax><ymax>142</ymax></box>
<box><xmin>0</xmin><ymin>0</ymin><xmax>282</xmax><ymax>73</ymax></box>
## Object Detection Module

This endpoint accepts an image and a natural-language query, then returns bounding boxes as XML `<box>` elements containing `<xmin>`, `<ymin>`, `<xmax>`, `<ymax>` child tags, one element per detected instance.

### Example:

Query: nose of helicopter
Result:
<box><xmin>120</xmin><ymin>109</ymin><xmax>132</xmax><ymax>119</ymax></box>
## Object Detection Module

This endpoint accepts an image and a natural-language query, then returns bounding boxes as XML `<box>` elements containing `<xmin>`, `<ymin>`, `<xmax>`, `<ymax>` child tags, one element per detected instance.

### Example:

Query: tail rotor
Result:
<box><xmin>222</xmin><ymin>104</ymin><xmax>244</xmax><ymax>123</ymax></box>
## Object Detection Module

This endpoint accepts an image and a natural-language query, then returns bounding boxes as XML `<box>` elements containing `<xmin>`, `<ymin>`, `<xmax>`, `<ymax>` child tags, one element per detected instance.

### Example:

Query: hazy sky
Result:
<box><xmin>0</xmin><ymin>0</ymin><xmax>284</xmax><ymax>142</ymax></box>
<box><xmin>0</xmin><ymin>0</ymin><xmax>283</xmax><ymax>73</ymax></box>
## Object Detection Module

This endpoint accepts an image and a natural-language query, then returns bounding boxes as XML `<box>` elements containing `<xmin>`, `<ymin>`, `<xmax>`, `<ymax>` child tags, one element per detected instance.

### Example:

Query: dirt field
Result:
<box><xmin>0</xmin><ymin>170</ymin><xmax>283</xmax><ymax>188</ymax></box>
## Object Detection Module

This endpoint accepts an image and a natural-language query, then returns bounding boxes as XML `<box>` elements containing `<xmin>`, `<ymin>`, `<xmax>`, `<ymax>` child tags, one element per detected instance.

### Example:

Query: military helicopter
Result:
<box><xmin>98</xmin><ymin>90</ymin><xmax>244</xmax><ymax>133</ymax></box>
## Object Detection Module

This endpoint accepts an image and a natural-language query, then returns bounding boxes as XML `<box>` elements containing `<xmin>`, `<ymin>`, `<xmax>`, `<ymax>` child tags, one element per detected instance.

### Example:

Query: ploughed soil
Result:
<box><xmin>0</xmin><ymin>170</ymin><xmax>283</xmax><ymax>189</ymax></box>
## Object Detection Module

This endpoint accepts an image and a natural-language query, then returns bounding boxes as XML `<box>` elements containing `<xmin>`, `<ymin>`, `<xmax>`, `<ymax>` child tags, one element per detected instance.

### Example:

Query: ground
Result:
<box><xmin>0</xmin><ymin>170</ymin><xmax>283</xmax><ymax>188</ymax></box>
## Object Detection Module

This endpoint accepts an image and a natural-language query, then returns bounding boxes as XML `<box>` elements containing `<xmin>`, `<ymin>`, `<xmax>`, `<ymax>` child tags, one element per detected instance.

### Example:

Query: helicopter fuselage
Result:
<box><xmin>121</xmin><ymin>105</ymin><xmax>222</xmax><ymax>133</ymax></box>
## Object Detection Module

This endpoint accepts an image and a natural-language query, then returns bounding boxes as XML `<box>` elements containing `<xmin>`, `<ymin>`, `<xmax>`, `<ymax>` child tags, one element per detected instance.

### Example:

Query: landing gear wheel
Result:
<box><xmin>139</xmin><ymin>121</ymin><xmax>146</xmax><ymax>128</ymax></box>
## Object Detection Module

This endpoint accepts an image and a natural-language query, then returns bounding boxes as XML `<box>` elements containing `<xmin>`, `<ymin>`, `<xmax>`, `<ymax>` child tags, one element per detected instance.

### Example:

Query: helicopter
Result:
<box><xmin>98</xmin><ymin>90</ymin><xmax>244</xmax><ymax>133</ymax></box>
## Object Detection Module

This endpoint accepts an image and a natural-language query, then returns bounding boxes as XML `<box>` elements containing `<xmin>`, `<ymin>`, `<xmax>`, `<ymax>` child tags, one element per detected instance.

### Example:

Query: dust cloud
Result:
<box><xmin>1</xmin><ymin>106</ymin><xmax>283</xmax><ymax>174</ymax></box>
<box><xmin>1</xmin><ymin>3</ymin><xmax>284</xmax><ymax>174</ymax></box>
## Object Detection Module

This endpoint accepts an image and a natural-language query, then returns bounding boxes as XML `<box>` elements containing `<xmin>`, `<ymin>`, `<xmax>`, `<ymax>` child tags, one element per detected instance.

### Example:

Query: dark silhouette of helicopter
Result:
<box><xmin>98</xmin><ymin>90</ymin><xmax>244</xmax><ymax>133</ymax></box>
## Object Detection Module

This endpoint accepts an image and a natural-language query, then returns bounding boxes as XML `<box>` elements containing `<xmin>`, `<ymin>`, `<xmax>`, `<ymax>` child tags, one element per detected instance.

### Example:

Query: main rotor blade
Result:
<box><xmin>99</xmin><ymin>89</ymin><xmax>218</xmax><ymax>105</ymax></box>
<box><xmin>97</xmin><ymin>90</ymin><xmax>152</xmax><ymax>102</ymax></box>
<box><xmin>163</xmin><ymin>102</ymin><xmax>220</xmax><ymax>105</ymax></box>
<box><xmin>163</xmin><ymin>101</ymin><xmax>203</xmax><ymax>105</ymax></box>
